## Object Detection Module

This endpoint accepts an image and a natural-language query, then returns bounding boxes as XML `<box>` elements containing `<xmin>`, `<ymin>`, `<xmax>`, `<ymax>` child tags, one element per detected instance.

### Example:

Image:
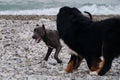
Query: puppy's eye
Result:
<box><xmin>34</xmin><ymin>29</ymin><xmax>38</xmax><ymax>32</ymax></box>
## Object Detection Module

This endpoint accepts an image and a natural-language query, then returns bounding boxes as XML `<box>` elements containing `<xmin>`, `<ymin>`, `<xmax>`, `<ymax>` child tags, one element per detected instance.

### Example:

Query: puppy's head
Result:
<box><xmin>32</xmin><ymin>24</ymin><xmax>46</xmax><ymax>43</ymax></box>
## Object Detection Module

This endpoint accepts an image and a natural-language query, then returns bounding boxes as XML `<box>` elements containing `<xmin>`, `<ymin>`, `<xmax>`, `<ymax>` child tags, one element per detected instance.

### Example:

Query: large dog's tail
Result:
<box><xmin>84</xmin><ymin>11</ymin><xmax>93</xmax><ymax>20</ymax></box>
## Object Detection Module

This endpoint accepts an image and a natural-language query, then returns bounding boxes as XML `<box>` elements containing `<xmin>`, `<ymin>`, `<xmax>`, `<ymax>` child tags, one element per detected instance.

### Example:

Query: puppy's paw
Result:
<box><xmin>57</xmin><ymin>60</ymin><xmax>62</xmax><ymax>64</ymax></box>
<box><xmin>41</xmin><ymin>60</ymin><xmax>48</xmax><ymax>68</ymax></box>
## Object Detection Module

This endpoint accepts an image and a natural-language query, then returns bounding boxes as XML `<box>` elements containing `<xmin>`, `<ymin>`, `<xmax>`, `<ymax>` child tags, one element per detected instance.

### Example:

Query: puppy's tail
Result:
<box><xmin>84</xmin><ymin>11</ymin><xmax>93</xmax><ymax>20</ymax></box>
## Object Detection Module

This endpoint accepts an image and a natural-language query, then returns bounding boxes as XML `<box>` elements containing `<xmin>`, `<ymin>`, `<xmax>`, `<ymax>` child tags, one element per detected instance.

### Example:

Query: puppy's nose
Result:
<box><xmin>32</xmin><ymin>36</ymin><xmax>36</xmax><ymax>39</ymax></box>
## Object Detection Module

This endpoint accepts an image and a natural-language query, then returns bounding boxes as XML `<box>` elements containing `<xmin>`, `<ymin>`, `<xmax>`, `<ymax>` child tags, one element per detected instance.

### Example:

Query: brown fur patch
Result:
<box><xmin>64</xmin><ymin>57</ymin><xmax>83</xmax><ymax>73</ymax></box>
<box><xmin>64</xmin><ymin>61</ymin><xmax>75</xmax><ymax>73</ymax></box>
<box><xmin>90</xmin><ymin>65</ymin><xmax>99</xmax><ymax>71</ymax></box>
<box><xmin>74</xmin><ymin>58</ymin><xmax>83</xmax><ymax>70</ymax></box>
<box><xmin>90</xmin><ymin>58</ymin><xmax>105</xmax><ymax>74</ymax></box>
<box><xmin>96</xmin><ymin>58</ymin><xmax>105</xmax><ymax>73</ymax></box>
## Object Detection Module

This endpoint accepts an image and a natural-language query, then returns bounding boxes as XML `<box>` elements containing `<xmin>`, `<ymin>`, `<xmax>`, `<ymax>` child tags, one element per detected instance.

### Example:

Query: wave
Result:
<box><xmin>0</xmin><ymin>8</ymin><xmax>59</xmax><ymax>15</ymax></box>
<box><xmin>0</xmin><ymin>4</ymin><xmax>120</xmax><ymax>15</ymax></box>
<box><xmin>80</xmin><ymin>4</ymin><xmax>120</xmax><ymax>15</ymax></box>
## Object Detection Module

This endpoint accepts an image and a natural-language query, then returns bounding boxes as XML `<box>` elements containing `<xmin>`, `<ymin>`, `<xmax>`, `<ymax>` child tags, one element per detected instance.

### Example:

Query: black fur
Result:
<box><xmin>57</xmin><ymin>6</ymin><xmax>120</xmax><ymax>75</ymax></box>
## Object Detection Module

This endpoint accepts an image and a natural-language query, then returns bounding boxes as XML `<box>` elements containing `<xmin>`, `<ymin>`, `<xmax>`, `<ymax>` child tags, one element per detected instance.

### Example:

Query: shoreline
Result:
<box><xmin>0</xmin><ymin>15</ymin><xmax>120</xmax><ymax>21</ymax></box>
<box><xmin>0</xmin><ymin>15</ymin><xmax>56</xmax><ymax>20</ymax></box>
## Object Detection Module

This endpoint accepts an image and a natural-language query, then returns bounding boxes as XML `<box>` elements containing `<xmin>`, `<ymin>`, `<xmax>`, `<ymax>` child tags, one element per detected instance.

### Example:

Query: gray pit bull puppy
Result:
<box><xmin>32</xmin><ymin>24</ymin><xmax>62</xmax><ymax>63</ymax></box>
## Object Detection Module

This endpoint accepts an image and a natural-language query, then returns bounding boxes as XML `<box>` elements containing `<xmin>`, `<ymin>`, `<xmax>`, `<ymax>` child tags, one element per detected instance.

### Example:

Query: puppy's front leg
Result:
<box><xmin>54</xmin><ymin>46</ymin><xmax>62</xmax><ymax>63</ymax></box>
<box><xmin>44</xmin><ymin>47</ymin><xmax>53</xmax><ymax>61</ymax></box>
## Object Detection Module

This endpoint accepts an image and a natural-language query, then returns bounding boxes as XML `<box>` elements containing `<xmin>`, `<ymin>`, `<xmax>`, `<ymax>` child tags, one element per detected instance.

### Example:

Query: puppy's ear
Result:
<box><xmin>42</xmin><ymin>24</ymin><xmax>46</xmax><ymax>34</ymax></box>
<box><xmin>42</xmin><ymin>24</ymin><xmax>45</xmax><ymax>30</ymax></box>
<box><xmin>36</xmin><ymin>24</ymin><xmax>39</xmax><ymax>26</ymax></box>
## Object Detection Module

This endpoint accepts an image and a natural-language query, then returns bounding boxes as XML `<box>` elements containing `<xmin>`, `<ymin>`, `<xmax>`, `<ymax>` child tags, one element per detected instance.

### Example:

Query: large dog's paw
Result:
<box><xmin>89</xmin><ymin>71</ymin><xmax>98</xmax><ymax>75</ymax></box>
<box><xmin>64</xmin><ymin>67</ymin><xmax>78</xmax><ymax>73</ymax></box>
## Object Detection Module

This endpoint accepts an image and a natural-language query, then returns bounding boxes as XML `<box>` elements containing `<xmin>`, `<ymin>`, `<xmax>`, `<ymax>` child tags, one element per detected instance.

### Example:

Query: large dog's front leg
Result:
<box><xmin>54</xmin><ymin>46</ymin><xmax>62</xmax><ymax>63</ymax></box>
<box><xmin>85</xmin><ymin>56</ymin><xmax>105</xmax><ymax>75</ymax></box>
<box><xmin>44</xmin><ymin>47</ymin><xmax>53</xmax><ymax>61</ymax></box>
<box><xmin>64</xmin><ymin>55</ymin><xmax>83</xmax><ymax>73</ymax></box>
<box><xmin>98</xmin><ymin>45</ymin><xmax>114</xmax><ymax>76</ymax></box>
<box><xmin>98</xmin><ymin>57</ymin><xmax>113</xmax><ymax>76</ymax></box>
<box><xmin>98</xmin><ymin>53</ymin><xmax>114</xmax><ymax>76</ymax></box>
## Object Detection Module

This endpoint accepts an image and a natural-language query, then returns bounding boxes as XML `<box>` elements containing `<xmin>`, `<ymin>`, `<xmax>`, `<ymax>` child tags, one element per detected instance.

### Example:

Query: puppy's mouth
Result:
<box><xmin>34</xmin><ymin>38</ymin><xmax>41</xmax><ymax>44</ymax></box>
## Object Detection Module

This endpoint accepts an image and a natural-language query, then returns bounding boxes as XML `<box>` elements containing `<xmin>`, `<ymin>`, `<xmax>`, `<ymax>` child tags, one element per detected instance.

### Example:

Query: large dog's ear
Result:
<box><xmin>72</xmin><ymin>7</ymin><xmax>82</xmax><ymax>14</ymax></box>
<box><xmin>42</xmin><ymin>24</ymin><xmax>45</xmax><ymax>30</ymax></box>
<box><xmin>71</xmin><ymin>7</ymin><xmax>82</xmax><ymax>22</ymax></box>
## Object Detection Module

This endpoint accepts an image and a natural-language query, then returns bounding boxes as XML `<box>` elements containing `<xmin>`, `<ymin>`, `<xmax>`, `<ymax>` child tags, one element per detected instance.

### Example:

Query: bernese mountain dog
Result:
<box><xmin>57</xmin><ymin>6</ymin><xmax>120</xmax><ymax>76</ymax></box>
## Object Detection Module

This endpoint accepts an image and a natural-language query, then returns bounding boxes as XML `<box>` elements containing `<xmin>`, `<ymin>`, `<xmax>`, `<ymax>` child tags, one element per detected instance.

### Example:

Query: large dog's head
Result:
<box><xmin>57</xmin><ymin>6</ymin><xmax>92</xmax><ymax>36</ymax></box>
<box><xmin>57</xmin><ymin>6</ymin><xmax>82</xmax><ymax>21</ymax></box>
<box><xmin>57</xmin><ymin>6</ymin><xmax>84</xmax><ymax>38</ymax></box>
<box><xmin>57</xmin><ymin>6</ymin><xmax>91</xmax><ymax>24</ymax></box>
<box><xmin>32</xmin><ymin>24</ymin><xmax>46</xmax><ymax>43</ymax></box>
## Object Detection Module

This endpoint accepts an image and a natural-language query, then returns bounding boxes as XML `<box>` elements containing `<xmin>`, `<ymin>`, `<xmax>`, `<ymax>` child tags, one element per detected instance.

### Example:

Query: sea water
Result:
<box><xmin>0</xmin><ymin>0</ymin><xmax>120</xmax><ymax>15</ymax></box>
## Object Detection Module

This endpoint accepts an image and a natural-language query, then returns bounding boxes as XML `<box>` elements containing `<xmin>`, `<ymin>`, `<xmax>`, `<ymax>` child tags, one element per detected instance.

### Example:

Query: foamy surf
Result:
<box><xmin>0</xmin><ymin>4</ymin><xmax>120</xmax><ymax>15</ymax></box>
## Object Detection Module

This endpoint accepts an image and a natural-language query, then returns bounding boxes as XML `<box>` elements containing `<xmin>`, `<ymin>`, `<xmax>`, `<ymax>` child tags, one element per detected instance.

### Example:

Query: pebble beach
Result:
<box><xmin>0</xmin><ymin>15</ymin><xmax>120</xmax><ymax>80</ymax></box>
